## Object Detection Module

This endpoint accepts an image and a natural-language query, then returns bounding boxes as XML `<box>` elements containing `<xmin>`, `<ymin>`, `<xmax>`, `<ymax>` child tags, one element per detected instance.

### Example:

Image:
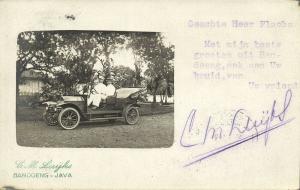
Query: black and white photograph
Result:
<box><xmin>16</xmin><ymin>31</ymin><xmax>174</xmax><ymax>148</ymax></box>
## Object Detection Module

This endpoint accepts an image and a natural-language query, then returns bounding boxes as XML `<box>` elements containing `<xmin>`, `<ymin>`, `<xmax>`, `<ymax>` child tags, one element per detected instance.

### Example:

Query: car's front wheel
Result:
<box><xmin>58</xmin><ymin>107</ymin><xmax>80</xmax><ymax>130</ymax></box>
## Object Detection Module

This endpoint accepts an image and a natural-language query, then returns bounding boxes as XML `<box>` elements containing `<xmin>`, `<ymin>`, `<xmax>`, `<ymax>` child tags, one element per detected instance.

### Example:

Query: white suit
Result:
<box><xmin>88</xmin><ymin>83</ymin><xmax>107</xmax><ymax>106</ymax></box>
<box><xmin>106</xmin><ymin>84</ymin><xmax>116</xmax><ymax>96</ymax></box>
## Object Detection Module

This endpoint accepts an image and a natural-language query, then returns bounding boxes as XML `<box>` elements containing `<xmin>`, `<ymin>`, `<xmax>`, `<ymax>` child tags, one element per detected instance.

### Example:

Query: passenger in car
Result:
<box><xmin>88</xmin><ymin>76</ymin><xmax>107</xmax><ymax>107</ymax></box>
<box><xmin>106</xmin><ymin>78</ymin><xmax>116</xmax><ymax>96</ymax></box>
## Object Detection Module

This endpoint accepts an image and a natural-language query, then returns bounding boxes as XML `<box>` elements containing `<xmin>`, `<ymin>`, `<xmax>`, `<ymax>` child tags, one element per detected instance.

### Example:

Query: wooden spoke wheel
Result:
<box><xmin>58</xmin><ymin>107</ymin><xmax>80</xmax><ymax>130</ymax></box>
<box><xmin>125</xmin><ymin>107</ymin><xmax>140</xmax><ymax>125</ymax></box>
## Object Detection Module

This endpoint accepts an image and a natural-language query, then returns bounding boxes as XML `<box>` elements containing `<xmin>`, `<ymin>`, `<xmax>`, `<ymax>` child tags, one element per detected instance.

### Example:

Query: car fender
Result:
<box><xmin>122</xmin><ymin>103</ymin><xmax>140</xmax><ymax>117</ymax></box>
<box><xmin>57</xmin><ymin>103</ymin><xmax>84</xmax><ymax>116</ymax></box>
<box><xmin>42</xmin><ymin>101</ymin><xmax>57</xmax><ymax>106</ymax></box>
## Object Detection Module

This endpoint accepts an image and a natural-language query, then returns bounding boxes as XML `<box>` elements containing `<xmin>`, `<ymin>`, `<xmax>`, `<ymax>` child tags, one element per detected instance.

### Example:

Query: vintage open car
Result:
<box><xmin>42</xmin><ymin>88</ymin><xmax>146</xmax><ymax>130</ymax></box>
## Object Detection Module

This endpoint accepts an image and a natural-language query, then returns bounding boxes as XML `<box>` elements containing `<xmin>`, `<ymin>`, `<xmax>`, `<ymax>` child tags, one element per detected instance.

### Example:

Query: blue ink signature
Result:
<box><xmin>181</xmin><ymin>89</ymin><xmax>295</xmax><ymax>167</ymax></box>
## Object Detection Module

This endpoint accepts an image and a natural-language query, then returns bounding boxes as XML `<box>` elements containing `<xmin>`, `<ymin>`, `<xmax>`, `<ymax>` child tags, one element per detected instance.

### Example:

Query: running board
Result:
<box><xmin>82</xmin><ymin>117</ymin><xmax>124</xmax><ymax>122</ymax></box>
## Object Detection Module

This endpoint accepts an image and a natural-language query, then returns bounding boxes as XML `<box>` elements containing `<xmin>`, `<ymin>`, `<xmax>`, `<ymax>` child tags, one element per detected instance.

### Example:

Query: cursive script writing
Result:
<box><xmin>181</xmin><ymin>89</ymin><xmax>295</xmax><ymax>167</ymax></box>
<box><xmin>39</xmin><ymin>160</ymin><xmax>72</xmax><ymax>173</ymax></box>
<box><xmin>230</xmin><ymin>89</ymin><xmax>292</xmax><ymax>145</ymax></box>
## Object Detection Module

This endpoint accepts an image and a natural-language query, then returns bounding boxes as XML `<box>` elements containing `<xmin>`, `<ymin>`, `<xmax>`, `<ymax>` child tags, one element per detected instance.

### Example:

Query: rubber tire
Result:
<box><xmin>58</xmin><ymin>107</ymin><xmax>80</xmax><ymax>130</ymax></box>
<box><xmin>125</xmin><ymin>107</ymin><xmax>140</xmax><ymax>125</ymax></box>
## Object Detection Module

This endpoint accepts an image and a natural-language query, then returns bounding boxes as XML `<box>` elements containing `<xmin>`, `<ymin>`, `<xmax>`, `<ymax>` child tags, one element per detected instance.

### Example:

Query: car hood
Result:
<box><xmin>62</xmin><ymin>96</ymin><xmax>84</xmax><ymax>101</ymax></box>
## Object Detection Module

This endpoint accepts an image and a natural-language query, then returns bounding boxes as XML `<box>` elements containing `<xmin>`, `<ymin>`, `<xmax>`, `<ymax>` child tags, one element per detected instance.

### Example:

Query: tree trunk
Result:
<box><xmin>164</xmin><ymin>89</ymin><xmax>168</xmax><ymax>104</ymax></box>
<box><xmin>153</xmin><ymin>91</ymin><xmax>156</xmax><ymax>103</ymax></box>
<box><xmin>104</xmin><ymin>49</ymin><xmax>111</xmax><ymax>83</ymax></box>
<box><xmin>152</xmin><ymin>79</ymin><xmax>159</xmax><ymax>103</ymax></box>
<box><xmin>160</xmin><ymin>94</ymin><xmax>163</xmax><ymax>104</ymax></box>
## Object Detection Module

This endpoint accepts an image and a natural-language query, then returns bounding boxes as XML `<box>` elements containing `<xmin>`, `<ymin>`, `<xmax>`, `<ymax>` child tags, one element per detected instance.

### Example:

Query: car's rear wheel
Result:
<box><xmin>58</xmin><ymin>107</ymin><xmax>80</xmax><ymax>130</ymax></box>
<box><xmin>125</xmin><ymin>107</ymin><xmax>140</xmax><ymax>125</ymax></box>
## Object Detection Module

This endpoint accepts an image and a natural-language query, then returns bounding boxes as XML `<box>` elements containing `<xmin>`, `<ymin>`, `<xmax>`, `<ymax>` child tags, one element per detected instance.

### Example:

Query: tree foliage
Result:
<box><xmin>17</xmin><ymin>31</ymin><xmax>174</xmax><ymax>103</ymax></box>
<box><xmin>111</xmin><ymin>65</ymin><xmax>135</xmax><ymax>89</ymax></box>
<box><xmin>127</xmin><ymin>33</ymin><xmax>174</xmax><ymax>103</ymax></box>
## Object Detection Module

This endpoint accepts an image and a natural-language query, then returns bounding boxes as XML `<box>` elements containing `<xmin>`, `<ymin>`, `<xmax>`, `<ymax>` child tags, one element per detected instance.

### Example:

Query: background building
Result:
<box><xmin>19</xmin><ymin>70</ymin><xmax>44</xmax><ymax>95</ymax></box>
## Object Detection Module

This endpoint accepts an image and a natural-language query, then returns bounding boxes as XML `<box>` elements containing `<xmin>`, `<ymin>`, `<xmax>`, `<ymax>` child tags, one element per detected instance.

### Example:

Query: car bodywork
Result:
<box><xmin>43</xmin><ymin>88</ymin><xmax>146</xmax><ymax>129</ymax></box>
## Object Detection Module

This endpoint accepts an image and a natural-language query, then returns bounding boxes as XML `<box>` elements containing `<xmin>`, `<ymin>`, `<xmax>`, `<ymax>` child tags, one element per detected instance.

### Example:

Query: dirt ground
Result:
<box><xmin>16</xmin><ymin>113</ymin><xmax>174</xmax><ymax>148</ymax></box>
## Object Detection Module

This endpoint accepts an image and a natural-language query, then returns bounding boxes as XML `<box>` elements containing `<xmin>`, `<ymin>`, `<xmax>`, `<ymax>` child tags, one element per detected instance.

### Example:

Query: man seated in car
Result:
<box><xmin>87</xmin><ymin>75</ymin><xmax>107</xmax><ymax>107</ymax></box>
<box><xmin>106</xmin><ymin>78</ymin><xmax>116</xmax><ymax>97</ymax></box>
